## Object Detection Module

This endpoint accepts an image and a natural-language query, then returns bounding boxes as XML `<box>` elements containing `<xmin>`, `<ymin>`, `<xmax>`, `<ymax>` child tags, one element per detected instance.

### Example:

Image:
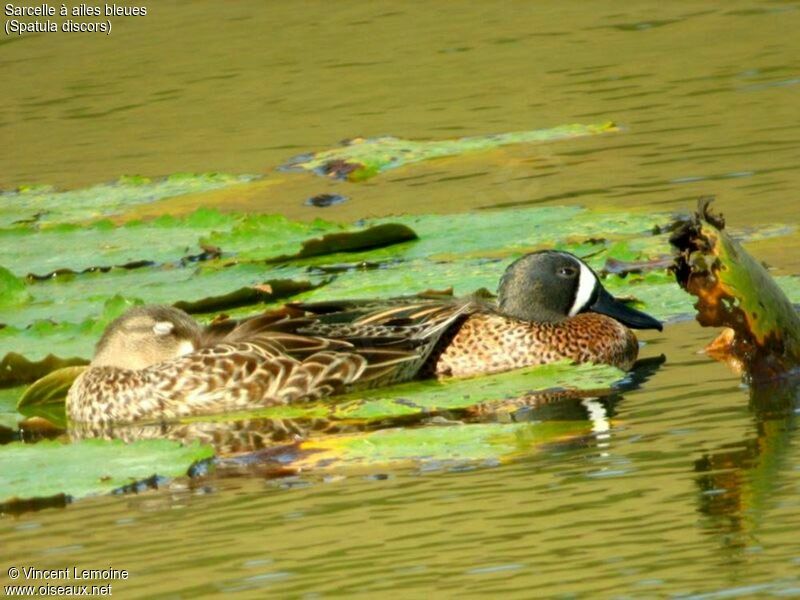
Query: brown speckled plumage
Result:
<box><xmin>434</xmin><ymin>312</ymin><xmax>639</xmax><ymax>376</ymax></box>
<box><xmin>69</xmin><ymin>346</ymin><xmax>366</xmax><ymax>425</ymax></box>
<box><xmin>67</xmin><ymin>308</ymin><xmax>417</xmax><ymax>427</ymax></box>
<box><xmin>67</xmin><ymin>251</ymin><xmax>661</xmax><ymax>428</ymax></box>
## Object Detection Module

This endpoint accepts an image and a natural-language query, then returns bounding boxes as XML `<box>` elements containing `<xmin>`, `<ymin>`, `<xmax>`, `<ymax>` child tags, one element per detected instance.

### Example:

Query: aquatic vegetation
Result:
<box><xmin>327</xmin><ymin>360</ymin><xmax>624</xmax><ymax>421</ymax></box>
<box><xmin>0</xmin><ymin>173</ymin><xmax>255</xmax><ymax>228</ymax></box>
<box><xmin>0</xmin><ymin>386</ymin><xmax>23</xmax><ymax>432</ymax></box>
<box><xmin>6</xmin><ymin>360</ymin><xmax>625</xmax><ymax>501</ymax></box>
<box><xmin>3</xmin><ymin>172</ymin><xmax>800</xmax><ymax>504</ymax></box>
<box><xmin>293</xmin><ymin>421</ymin><xmax>592</xmax><ymax>470</ymax></box>
<box><xmin>279</xmin><ymin>122</ymin><xmax>619</xmax><ymax>181</ymax></box>
<box><xmin>0</xmin><ymin>439</ymin><xmax>213</xmax><ymax>505</ymax></box>
<box><xmin>2</xmin><ymin>187</ymin><xmax>798</xmax><ymax>386</ymax></box>
<box><xmin>18</xmin><ymin>366</ymin><xmax>87</xmax><ymax>410</ymax></box>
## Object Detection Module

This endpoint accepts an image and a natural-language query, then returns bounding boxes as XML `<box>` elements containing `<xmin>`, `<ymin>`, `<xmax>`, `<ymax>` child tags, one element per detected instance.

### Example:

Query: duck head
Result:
<box><xmin>497</xmin><ymin>250</ymin><xmax>663</xmax><ymax>331</ymax></box>
<box><xmin>92</xmin><ymin>305</ymin><xmax>203</xmax><ymax>370</ymax></box>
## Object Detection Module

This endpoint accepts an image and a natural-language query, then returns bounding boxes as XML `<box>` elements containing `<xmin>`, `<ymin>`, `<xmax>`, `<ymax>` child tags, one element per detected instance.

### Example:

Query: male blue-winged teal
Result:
<box><xmin>67</xmin><ymin>250</ymin><xmax>661</xmax><ymax>426</ymax></box>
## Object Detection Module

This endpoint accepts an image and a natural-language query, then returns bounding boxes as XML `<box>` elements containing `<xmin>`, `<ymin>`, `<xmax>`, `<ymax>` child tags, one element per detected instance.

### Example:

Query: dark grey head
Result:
<box><xmin>92</xmin><ymin>305</ymin><xmax>203</xmax><ymax>370</ymax></box>
<box><xmin>497</xmin><ymin>251</ymin><xmax>662</xmax><ymax>330</ymax></box>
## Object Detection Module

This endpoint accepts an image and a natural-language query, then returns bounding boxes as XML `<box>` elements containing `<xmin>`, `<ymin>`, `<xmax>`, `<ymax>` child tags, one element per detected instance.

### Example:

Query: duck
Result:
<box><xmin>66</xmin><ymin>305</ymin><xmax>415</xmax><ymax>426</ymax></box>
<box><xmin>294</xmin><ymin>250</ymin><xmax>662</xmax><ymax>378</ymax></box>
<box><xmin>66</xmin><ymin>250</ymin><xmax>662</xmax><ymax>426</ymax></box>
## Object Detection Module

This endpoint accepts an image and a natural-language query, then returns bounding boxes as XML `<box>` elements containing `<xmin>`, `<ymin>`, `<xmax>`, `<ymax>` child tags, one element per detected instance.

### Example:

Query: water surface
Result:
<box><xmin>2</xmin><ymin>1</ymin><xmax>800</xmax><ymax>597</ymax></box>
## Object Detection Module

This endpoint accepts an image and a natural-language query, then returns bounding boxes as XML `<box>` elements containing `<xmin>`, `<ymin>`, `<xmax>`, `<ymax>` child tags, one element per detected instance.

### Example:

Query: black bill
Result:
<box><xmin>589</xmin><ymin>287</ymin><xmax>663</xmax><ymax>331</ymax></box>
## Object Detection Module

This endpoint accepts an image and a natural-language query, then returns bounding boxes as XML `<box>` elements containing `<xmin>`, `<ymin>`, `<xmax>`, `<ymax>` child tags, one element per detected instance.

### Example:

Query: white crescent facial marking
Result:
<box><xmin>568</xmin><ymin>258</ymin><xmax>598</xmax><ymax>317</ymax></box>
<box><xmin>153</xmin><ymin>321</ymin><xmax>174</xmax><ymax>336</ymax></box>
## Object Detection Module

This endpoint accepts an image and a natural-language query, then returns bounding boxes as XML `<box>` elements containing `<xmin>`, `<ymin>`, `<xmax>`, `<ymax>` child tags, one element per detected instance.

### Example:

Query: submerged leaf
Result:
<box><xmin>671</xmin><ymin>199</ymin><xmax>800</xmax><ymax>378</ymax></box>
<box><xmin>280</xmin><ymin>122</ymin><xmax>619</xmax><ymax>181</ymax></box>
<box><xmin>0</xmin><ymin>439</ymin><xmax>213</xmax><ymax>504</ymax></box>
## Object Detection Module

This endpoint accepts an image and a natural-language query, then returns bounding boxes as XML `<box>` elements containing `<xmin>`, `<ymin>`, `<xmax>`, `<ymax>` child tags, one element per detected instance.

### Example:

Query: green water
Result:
<box><xmin>3</xmin><ymin>1</ymin><xmax>800</xmax><ymax>597</ymax></box>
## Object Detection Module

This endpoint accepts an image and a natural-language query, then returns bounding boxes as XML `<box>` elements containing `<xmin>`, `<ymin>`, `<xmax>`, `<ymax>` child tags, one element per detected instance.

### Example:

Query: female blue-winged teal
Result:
<box><xmin>67</xmin><ymin>250</ymin><xmax>661</xmax><ymax>426</ymax></box>
<box><xmin>66</xmin><ymin>306</ymin><xmax>414</xmax><ymax>426</ymax></box>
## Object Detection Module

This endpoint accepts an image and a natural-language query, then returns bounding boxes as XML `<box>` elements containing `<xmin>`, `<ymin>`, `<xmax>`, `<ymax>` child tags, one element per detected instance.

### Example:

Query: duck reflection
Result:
<box><xmin>65</xmin><ymin>355</ymin><xmax>666</xmax><ymax>464</ymax></box>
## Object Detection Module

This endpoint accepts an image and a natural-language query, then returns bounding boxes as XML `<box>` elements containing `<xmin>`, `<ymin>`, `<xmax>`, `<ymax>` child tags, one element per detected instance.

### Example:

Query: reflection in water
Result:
<box><xmin>4</xmin><ymin>325</ymin><xmax>800</xmax><ymax>597</ymax></box>
<box><xmin>695</xmin><ymin>377</ymin><xmax>800</xmax><ymax>553</ymax></box>
<box><xmin>65</xmin><ymin>356</ymin><xmax>666</xmax><ymax>469</ymax></box>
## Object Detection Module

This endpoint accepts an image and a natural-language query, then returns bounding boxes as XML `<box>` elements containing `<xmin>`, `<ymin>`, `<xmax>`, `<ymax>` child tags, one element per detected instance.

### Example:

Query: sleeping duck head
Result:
<box><xmin>91</xmin><ymin>305</ymin><xmax>203</xmax><ymax>370</ymax></box>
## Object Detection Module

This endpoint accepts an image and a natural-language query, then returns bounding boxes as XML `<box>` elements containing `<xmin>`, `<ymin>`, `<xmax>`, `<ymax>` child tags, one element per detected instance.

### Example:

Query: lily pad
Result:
<box><xmin>5</xmin><ymin>262</ymin><xmax>313</xmax><ymax>328</ymax></box>
<box><xmin>292</xmin><ymin>421</ymin><xmax>592</xmax><ymax>471</ymax></box>
<box><xmin>0</xmin><ymin>213</ymin><xmax>420</xmax><ymax>329</ymax></box>
<box><xmin>1</xmin><ymin>210</ymin><xmax>231</xmax><ymax>278</ymax></box>
<box><xmin>280</xmin><ymin>122</ymin><xmax>619</xmax><ymax>181</ymax></box>
<box><xmin>3</xmin><ymin>193</ymin><xmax>799</xmax><ymax>390</ymax></box>
<box><xmin>17</xmin><ymin>366</ymin><xmax>87</xmax><ymax>409</ymax></box>
<box><xmin>0</xmin><ymin>266</ymin><xmax>29</xmax><ymax>306</ymax></box>
<box><xmin>0</xmin><ymin>173</ymin><xmax>255</xmax><ymax>228</ymax></box>
<box><xmin>0</xmin><ymin>386</ymin><xmax>24</xmax><ymax>432</ymax></box>
<box><xmin>331</xmin><ymin>361</ymin><xmax>624</xmax><ymax>421</ymax></box>
<box><xmin>0</xmin><ymin>352</ymin><xmax>88</xmax><ymax>388</ymax></box>
<box><xmin>0</xmin><ymin>439</ymin><xmax>214</xmax><ymax>504</ymax></box>
<box><xmin>173</xmin><ymin>278</ymin><xmax>326</xmax><ymax>314</ymax></box>
<box><xmin>268</xmin><ymin>223</ymin><xmax>418</xmax><ymax>262</ymax></box>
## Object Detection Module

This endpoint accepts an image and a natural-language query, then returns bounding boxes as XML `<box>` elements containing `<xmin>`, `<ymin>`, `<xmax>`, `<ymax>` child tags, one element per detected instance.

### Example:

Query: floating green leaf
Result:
<box><xmin>292</xmin><ymin>421</ymin><xmax>591</xmax><ymax>471</ymax></box>
<box><xmin>17</xmin><ymin>366</ymin><xmax>87</xmax><ymax>409</ymax></box>
<box><xmin>0</xmin><ymin>266</ymin><xmax>29</xmax><ymax>306</ymax></box>
<box><xmin>269</xmin><ymin>223</ymin><xmax>418</xmax><ymax>261</ymax></box>
<box><xmin>4</xmin><ymin>263</ymin><xmax>311</xmax><ymax>328</ymax></box>
<box><xmin>5</xmin><ymin>199</ymin><xmax>799</xmax><ymax>389</ymax></box>
<box><xmin>0</xmin><ymin>386</ymin><xmax>24</xmax><ymax>431</ymax></box>
<box><xmin>1</xmin><ymin>209</ymin><xmax>238</xmax><ymax>278</ymax></box>
<box><xmin>0</xmin><ymin>439</ymin><xmax>214</xmax><ymax>504</ymax></box>
<box><xmin>173</xmin><ymin>278</ymin><xmax>326</xmax><ymax>314</ymax></box>
<box><xmin>280</xmin><ymin>122</ymin><xmax>619</xmax><ymax>181</ymax></box>
<box><xmin>0</xmin><ymin>213</ymin><xmax>418</xmax><ymax>330</ymax></box>
<box><xmin>0</xmin><ymin>173</ymin><xmax>255</xmax><ymax>227</ymax></box>
<box><xmin>0</xmin><ymin>352</ymin><xmax>88</xmax><ymax>388</ymax></box>
<box><xmin>331</xmin><ymin>361</ymin><xmax>624</xmax><ymax>421</ymax></box>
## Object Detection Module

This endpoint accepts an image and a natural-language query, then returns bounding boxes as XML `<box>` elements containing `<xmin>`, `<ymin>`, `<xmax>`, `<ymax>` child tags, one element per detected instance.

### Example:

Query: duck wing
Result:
<box><xmin>142</xmin><ymin>339</ymin><xmax>403</xmax><ymax>420</ymax></box>
<box><xmin>288</xmin><ymin>298</ymin><xmax>481</xmax><ymax>382</ymax></box>
<box><xmin>195</xmin><ymin>297</ymin><xmax>481</xmax><ymax>393</ymax></box>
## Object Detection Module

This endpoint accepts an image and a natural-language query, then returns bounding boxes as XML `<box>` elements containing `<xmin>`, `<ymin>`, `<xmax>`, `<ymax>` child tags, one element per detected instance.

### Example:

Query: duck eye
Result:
<box><xmin>558</xmin><ymin>266</ymin><xmax>578</xmax><ymax>278</ymax></box>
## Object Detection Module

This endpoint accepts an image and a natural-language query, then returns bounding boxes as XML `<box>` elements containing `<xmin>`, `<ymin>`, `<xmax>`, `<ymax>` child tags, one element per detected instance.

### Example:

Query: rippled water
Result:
<box><xmin>3</xmin><ymin>323</ymin><xmax>800</xmax><ymax>597</ymax></box>
<box><xmin>3</xmin><ymin>1</ymin><xmax>800</xmax><ymax>597</ymax></box>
